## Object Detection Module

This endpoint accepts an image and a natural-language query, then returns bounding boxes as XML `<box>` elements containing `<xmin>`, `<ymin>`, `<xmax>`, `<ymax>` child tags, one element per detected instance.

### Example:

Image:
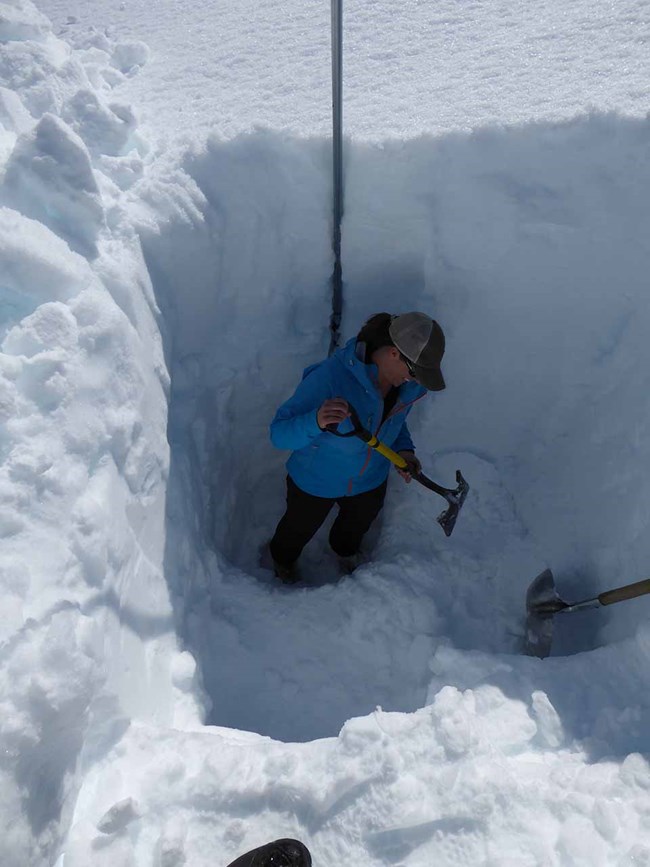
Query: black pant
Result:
<box><xmin>270</xmin><ymin>475</ymin><xmax>387</xmax><ymax>566</ymax></box>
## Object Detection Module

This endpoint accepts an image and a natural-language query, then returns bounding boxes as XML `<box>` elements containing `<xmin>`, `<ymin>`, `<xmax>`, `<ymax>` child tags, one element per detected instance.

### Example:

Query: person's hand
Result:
<box><xmin>396</xmin><ymin>450</ymin><xmax>421</xmax><ymax>483</ymax></box>
<box><xmin>317</xmin><ymin>398</ymin><xmax>350</xmax><ymax>430</ymax></box>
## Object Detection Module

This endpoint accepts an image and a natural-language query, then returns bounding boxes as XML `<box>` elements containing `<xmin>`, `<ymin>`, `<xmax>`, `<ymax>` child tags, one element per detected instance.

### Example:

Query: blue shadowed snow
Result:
<box><xmin>136</xmin><ymin>117</ymin><xmax>650</xmax><ymax>745</ymax></box>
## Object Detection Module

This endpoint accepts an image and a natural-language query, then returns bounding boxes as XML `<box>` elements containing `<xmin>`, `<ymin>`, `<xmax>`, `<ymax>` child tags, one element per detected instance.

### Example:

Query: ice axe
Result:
<box><xmin>326</xmin><ymin>405</ymin><xmax>469</xmax><ymax>536</ymax></box>
<box><xmin>524</xmin><ymin>568</ymin><xmax>650</xmax><ymax>658</ymax></box>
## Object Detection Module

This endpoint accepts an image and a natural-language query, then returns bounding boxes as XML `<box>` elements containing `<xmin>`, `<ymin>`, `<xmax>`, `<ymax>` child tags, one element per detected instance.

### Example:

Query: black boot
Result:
<box><xmin>273</xmin><ymin>559</ymin><xmax>301</xmax><ymax>584</ymax></box>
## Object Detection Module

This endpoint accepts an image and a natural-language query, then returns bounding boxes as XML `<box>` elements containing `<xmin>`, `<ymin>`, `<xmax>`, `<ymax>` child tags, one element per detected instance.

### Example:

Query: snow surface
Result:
<box><xmin>0</xmin><ymin>0</ymin><xmax>649</xmax><ymax>864</ymax></box>
<box><xmin>36</xmin><ymin>0</ymin><xmax>650</xmax><ymax>147</ymax></box>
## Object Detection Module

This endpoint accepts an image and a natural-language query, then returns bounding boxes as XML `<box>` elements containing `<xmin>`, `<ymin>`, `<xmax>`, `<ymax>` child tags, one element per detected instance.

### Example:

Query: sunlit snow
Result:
<box><xmin>1</xmin><ymin>0</ymin><xmax>650</xmax><ymax>865</ymax></box>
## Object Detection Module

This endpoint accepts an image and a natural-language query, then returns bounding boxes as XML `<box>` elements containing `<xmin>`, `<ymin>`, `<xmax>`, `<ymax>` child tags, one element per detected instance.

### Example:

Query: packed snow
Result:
<box><xmin>1</xmin><ymin>0</ymin><xmax>649</xmax><ymax>864</ymax></box>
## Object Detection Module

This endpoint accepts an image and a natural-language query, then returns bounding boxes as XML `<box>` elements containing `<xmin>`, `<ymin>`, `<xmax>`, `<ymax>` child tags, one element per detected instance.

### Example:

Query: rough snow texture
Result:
<box><xmin>0</xmin><ymin>0</ymin><xmax>649</xmax><ymax>865</ymax></box>
<box><xmin>38</xmin><ymin>0</ymin><xmax>650</xmax><ymax>149</ymax></box>
<box><xmin>0</xmin><ymin>5</ymin><xmax>201</xmax><ymax>865</ymax></box>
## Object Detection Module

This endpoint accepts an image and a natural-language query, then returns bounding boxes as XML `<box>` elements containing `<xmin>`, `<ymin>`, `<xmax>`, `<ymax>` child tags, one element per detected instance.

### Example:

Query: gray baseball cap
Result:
<box><xmin>389</xmin><ymin>312</ymin><xmax>446</xmax><ymax>391</ymax></box>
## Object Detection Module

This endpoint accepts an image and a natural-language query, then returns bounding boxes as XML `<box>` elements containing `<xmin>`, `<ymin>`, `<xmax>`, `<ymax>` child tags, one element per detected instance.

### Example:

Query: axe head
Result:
<box><xmin>437</xmin><ymin>470</ymin><xmax>470</xmax><ymax>537</ymax></box>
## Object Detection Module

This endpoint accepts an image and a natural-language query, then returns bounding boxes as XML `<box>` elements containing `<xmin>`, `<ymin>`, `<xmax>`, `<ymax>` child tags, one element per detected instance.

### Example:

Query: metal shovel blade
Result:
<box><xmin>524</xmin><ymin>569</ymin><xmax>564</xmax><ymax>658</ymax></box>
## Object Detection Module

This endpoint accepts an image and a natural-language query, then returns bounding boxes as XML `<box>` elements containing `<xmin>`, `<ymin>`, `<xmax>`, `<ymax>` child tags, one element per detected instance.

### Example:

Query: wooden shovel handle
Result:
<box><xmin>599</xmin><ymin>579</ymin><xmax>650</xmax><ymax>606</ymax></box>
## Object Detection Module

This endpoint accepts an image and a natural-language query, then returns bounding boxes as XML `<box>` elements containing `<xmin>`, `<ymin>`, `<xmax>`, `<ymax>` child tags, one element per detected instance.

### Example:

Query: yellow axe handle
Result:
<box><xmin>366</xmin><ymin>435</ymin><xmax>409</xmax><ymax>469</ymax></box>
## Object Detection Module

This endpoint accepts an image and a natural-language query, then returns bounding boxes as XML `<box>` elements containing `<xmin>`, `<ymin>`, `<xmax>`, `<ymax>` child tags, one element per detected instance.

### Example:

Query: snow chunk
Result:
<box><xmin>170</xmin><ymin>651</ymin><xmax>197</xmax><ymax>693</ymax></box>
<box><xmin>0</xmin><ymin>356</ymin><xmax>19</xmax><ymax>423</ymax></box>
<box><xmin>97</xmin><ymin>797</ymin><xmax>141</xmax><ymax>835</ymax></box>
<box><xmin>431</xmin><ymin>685</ymin><xmax>537</xmax><ymax>758</ymax></box>
<box><xmin>620</xmin><ymin>753</ymin><xmax>650</xmax><ymax>790</ymax></box>
<box><xmin>0</xmin><ymin>0</ymin><xmax>51</xmax><ymax>44</ymax></box>
<box><xmin>0</xmin><ymin>32</ymin><xmax>89</xmax><ymax>118</ymax></box>
<box><xmin>0</xmin><ymin>207</ymin><xmax>94</xmax><ymax>311</ymax></box>
<box><xmin>62</xmin><ymin>89</ymin><xmax>136</xmax><ymax>157</ymax></box>
<box><xmin>111</xmin><ymin>41</ymin><xmax>149</xmax><ymax>75</ymax></box>
<box><xmin>96</xmin><ymin>153</ymin><xmax>143</xmax><ymax>191</ymax></box>
<box><xmin>557</xmin><ymin>814</ymin><xmax>609</xmax><ymax>864</ymax></box>
<box><xmin>2</xmin><ymin>301</ymin><xmax>78</xmax><ymax>357</ymax></box>
<box><xmin>0</xmin><ymin>86</ymin><xmax>32</xmax><ymax>133</ymax></box>
<box><xmin>3</xmin><ymin>113</ymin><xmax>104</xmax><ymax>256</ymax></box>
<box><xmin>73</xmin><ymin>29</ymin><xmax>112</xmax><ymax>54</ymax></box>
<box><xmin>155</xmin><ymin>817</ymin><xmax>187</xmax><ymax>867</ymax></box>
<box><xmin>0</xmin><ymin>609</ymin><xmax>102</xmax><ymax>851</ymax></box>
<box><xmin>531</xmin><ymin>690</ymin><xmax>565</xmax><ymax>749</ymax></box>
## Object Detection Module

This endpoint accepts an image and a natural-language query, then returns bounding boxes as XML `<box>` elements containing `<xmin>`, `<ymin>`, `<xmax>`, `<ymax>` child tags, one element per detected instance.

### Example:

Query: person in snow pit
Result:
<box><xmin>268</xmin><ymin>311</ymin><xmax>446</xmax><ymax>582</ymax></box>
<box><xmin>226</xmin><ymin>838</ymin><xmax>311</xmax><ymax>866</ymax></box>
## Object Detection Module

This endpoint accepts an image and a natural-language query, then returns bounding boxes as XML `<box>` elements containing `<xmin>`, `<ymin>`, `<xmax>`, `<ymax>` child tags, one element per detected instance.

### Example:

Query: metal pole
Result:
<box><xmin>328</xmin><ymin>0</ymin><xmax>343</xmax><ymax>355</ymax></box>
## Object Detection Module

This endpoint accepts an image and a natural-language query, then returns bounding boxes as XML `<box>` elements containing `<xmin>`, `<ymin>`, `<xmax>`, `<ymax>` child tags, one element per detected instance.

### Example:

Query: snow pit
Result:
<box><xmin>2</xmin><ymin>3</ymin><xmax>650</xmax><ymax>863</ymax></box>
<box><xmin>136</xmin><ymin>116</ymin><xmax>650</xmax><ymax>746</ymax></box>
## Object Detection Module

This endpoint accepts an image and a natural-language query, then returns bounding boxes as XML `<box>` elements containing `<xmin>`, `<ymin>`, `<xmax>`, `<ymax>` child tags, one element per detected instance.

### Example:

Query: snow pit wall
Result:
<box><xmin>138</xmin><ymin>116</ymin><xmax>650</xmax><ymax>740</ymax></box>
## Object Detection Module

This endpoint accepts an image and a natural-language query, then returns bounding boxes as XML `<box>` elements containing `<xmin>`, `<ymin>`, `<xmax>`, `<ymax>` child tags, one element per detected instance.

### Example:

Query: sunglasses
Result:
<box><xmin>400</xmin><ymin>353</ymin><xmax>417</xmax><ymax>378</ymax></box>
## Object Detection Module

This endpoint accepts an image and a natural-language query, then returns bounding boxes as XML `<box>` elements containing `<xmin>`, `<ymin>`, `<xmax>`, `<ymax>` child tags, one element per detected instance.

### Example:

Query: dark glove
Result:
<box><xmin>396</xmin><ymin>450</ymin><xmax>421</xmax><ymax>483</ymax></box>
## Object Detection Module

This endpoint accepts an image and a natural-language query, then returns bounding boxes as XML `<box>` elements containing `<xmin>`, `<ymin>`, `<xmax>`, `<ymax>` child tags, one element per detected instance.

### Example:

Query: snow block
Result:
<box><xmin>2</xmin><ymin>113</ymin><xmax>104</xmax><ymax>257</ymax></box>
<box><xmin>2</xmin><ymin>300</ymin><xmax>78</xmax><ymax>358</ymax></box>
<box><xmin>62</xmin><ymin>89</ymin><xmax>136</xmax><ymax>157</ymax></box>
<box><xmin>110</xmin><ymin>41</ymin><xmax>149</xmax><ymax>75</ymax></box>
<box><xmin>0</xmin><ymin>86</ymin><xmax>32</xmax><ymax>135</ymax></box>
<box><xmin>74</xmin><ymin>29</ymin><xmax>112</xmax><ymax>55</ymax></box>
<box><xmin>0</xmin><ymin>0</ymin><xmax>51</xmax><ymax>44</ymax></box>
<box><xmin>0</xmin><ymin>207</ymin><xmax>94</xmax><ymax>297</ymax></box>
<box><xmin>97</xmin><ymin>797</ymin><xmax>141</xmax><ymax>835</ymax></box>
<box><xmin>96</xmin><ymin>153</ymin><xmax>143</xmax><ymax>191</ymax></box>
<box><xmin>0</xmin><ymin>38</ymin><xmax>89</xmax><ymax>118</ymax></box>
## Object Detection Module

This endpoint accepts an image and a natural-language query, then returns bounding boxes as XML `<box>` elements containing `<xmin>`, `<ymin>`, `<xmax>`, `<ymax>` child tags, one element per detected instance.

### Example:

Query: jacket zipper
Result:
<box><xmin>379</xmin><ymin>392</ymin><xmax>426</xmax><ymax>432</ymax></box>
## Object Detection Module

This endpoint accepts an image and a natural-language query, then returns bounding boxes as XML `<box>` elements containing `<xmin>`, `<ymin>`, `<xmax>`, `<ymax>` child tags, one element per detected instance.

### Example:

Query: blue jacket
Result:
<box><xmin>270</xmin><ymin>338</ymin><xmax>427</xmax><ymax>497</ymax></box>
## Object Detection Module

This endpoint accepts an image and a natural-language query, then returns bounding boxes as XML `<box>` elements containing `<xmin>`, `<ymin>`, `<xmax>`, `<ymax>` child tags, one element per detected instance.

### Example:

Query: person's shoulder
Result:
<box><xmin>402</xmin><ymin>381</ymin><xmax>427</xmax><ymax>402</ymax></box>
<box><xmin>301</xmin><ymin>339</ymin><xmax>363</xmax><ymax>389</ymax></box>
<box><xmin>297</xmin><ymin>355</ymin><xmax>340</xmax><ymax>397</ymax></box>
<box><xmin>332</xmin><ymin>337</ymin><xmax>363</xmax><ymax>369</ymax></box>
